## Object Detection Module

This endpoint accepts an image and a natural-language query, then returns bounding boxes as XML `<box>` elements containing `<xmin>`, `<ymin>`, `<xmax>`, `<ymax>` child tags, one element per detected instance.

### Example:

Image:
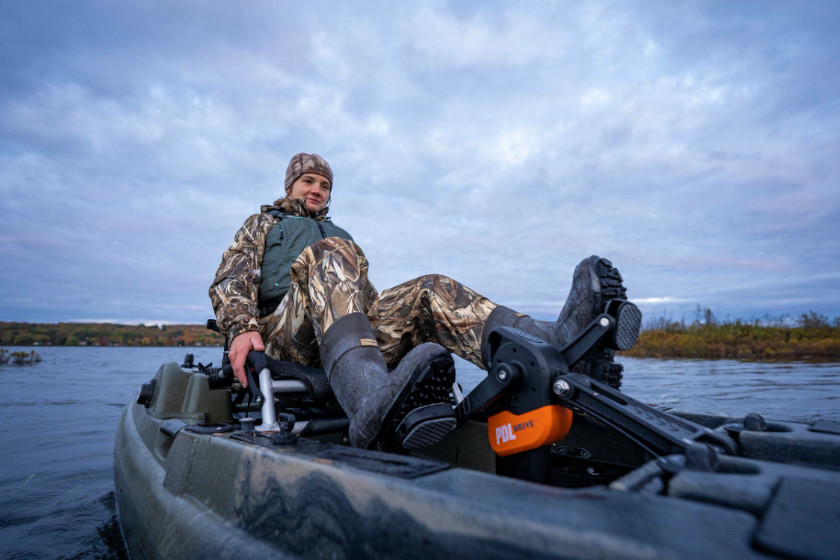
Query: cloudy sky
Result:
<box><xmin>2</xmin><ymin>1</ymin><xmax>838</xmax><ymax>327</ymax></box>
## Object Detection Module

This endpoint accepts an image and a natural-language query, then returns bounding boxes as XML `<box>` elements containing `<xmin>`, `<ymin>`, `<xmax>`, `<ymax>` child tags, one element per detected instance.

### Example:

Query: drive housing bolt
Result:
<box><xmin>553</xmin><ymin>379</ymin><xmax>572</xmax><ymax>397</ymax></box>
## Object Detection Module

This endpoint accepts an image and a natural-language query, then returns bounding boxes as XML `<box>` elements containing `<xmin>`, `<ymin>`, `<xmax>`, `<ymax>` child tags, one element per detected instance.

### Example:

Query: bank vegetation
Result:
<box><xmin>623</xmin><ymin>310</ymin><xmax>840</xmax><ymax>360</ymax></box>
<box><xmin>0</xmin><ymin>322</ymin><xmax>223</xmax><ymax>348</ymax></box>
<box><xmin>3</xmin><ymin>310</ymin><xmax>840</xmax><ymax>361</ymax></box>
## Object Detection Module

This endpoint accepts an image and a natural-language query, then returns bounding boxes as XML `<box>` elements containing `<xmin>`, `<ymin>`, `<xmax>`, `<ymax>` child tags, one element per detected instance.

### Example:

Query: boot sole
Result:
<box><xmin>578</xmin><ymin>258</ymin><xmax>638</xmax><ymax>390</ymax></box>
<box><xmin>590</xmin><ymin>257</ymin><xmax>628</xmax><ymax>309</ymax></box>
<box><xmin>373</xmin><ymin>350</ymin><xmax>456</xmax><ymax>450</ymax></box>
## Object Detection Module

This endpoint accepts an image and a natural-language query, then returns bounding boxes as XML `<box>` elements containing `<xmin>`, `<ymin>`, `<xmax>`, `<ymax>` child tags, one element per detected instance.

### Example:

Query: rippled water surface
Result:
<box><xmin>1</xmin><ymin>347</ymin><xmax>838</xmax><ymax>559</ymax></box>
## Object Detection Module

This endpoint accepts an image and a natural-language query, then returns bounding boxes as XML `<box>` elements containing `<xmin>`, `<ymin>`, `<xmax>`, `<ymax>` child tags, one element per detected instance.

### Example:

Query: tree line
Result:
<box><xmin>623</xmin><ymin>309</ymin><xmax>840</xmax><ymax>360</ymax></box>
<box><xmin>3</xmin><ymin>309</ymin><xmax>840</xmax><ymax>360</ymax></box>
<box><xmin>0</xmin><ymin>322</ymin><xmax>224</xmax><ymax>347</ymax></box>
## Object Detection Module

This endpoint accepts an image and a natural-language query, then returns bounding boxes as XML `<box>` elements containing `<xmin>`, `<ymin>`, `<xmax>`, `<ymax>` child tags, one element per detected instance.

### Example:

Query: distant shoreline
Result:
<box><xmin>624</xmin><ymin>311</ymin><xmax>840</xmax><ymax>361</ymax></box>
<box><xmin>3</xmin><ymin>315</ymin><xmax>839</xmax><ymax>361</ymax></box>
<box><xmin>1</xmin><ymin>321</ymin><xmax>223</xmax><ymax>348</ymax></box>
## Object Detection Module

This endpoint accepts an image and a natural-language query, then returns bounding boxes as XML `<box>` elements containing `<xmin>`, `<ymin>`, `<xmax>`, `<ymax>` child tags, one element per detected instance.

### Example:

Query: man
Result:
<box><xmin>210</xmin><ymin>153</ymin><xmax>639</xmax><ymax>450</ymax></box>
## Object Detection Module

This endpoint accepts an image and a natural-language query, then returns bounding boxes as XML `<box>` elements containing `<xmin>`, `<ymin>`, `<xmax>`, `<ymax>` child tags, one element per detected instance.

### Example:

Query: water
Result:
<box><xmin>0</xmin><ymin>347</ymin><xmax>223</xmax><ymax>560</ymax></box>
<box><xmin>1</xmin><ymin>347</ymin><xmax>838</xmax><ymax>559</ymax></box>
<box><xmin>617</xmin><ymin>358</ymin><xmax>840</xmax><ymax>424</ymax></box>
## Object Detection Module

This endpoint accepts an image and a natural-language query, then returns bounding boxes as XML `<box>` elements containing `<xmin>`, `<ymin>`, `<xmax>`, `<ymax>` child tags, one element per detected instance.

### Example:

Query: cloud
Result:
<box><xmin>1</xmin><ymin>0</ymin><xmax>839</xmax><ymax>326</ymax></box>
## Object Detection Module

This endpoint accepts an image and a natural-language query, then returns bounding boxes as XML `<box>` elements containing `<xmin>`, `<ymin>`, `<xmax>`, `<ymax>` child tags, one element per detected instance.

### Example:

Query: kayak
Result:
<box><xmin>114</xmin><ymin>322</ymin><xmax>840</xmax><ymax>559</ymax></box>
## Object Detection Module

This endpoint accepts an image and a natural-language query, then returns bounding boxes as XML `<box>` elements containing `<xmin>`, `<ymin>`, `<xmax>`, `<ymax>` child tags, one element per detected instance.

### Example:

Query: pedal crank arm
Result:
<box><xmin>559</xmin><ymin>314</ymin><xmax>615</xmax><ymax>369</ymax></box>
<box><xmin>551</xmin><ymin>372</ymin><xmax>737</xmax><ymax>457</ymax></box>
<box><xmin>455</xmin><ymin>362</ymin><xmax>523</xmax><ymax>424</ymax></box>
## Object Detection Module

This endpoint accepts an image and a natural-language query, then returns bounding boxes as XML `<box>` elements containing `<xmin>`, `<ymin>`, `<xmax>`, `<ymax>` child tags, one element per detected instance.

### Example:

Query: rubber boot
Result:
<box><xmin>320</xmin><ymin>312</ymin><xmax>456</xmax><ymax>449</ymax></box>
<box><xmin>480</xmin><ymin>256</ymin><xmax>640</xmax><ymax>389</ymax></box>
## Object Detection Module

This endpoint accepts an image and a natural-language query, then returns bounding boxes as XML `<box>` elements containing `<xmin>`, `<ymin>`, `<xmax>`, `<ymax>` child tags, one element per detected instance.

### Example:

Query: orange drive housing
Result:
<box><xmin>488</xmin><ymin>405</ymin><xmax>573</xmax><ymax>457</ymax></box>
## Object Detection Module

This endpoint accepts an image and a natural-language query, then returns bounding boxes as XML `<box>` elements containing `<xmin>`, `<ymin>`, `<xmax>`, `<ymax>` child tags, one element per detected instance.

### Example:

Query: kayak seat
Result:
<box><xmin>204</xmin><ymin>320</ymin><xmax>347</xmax><ymax>434</ymax></box>
<box><xmin>271</xmin><ymin>366</ymin><xmax>352</xmax><ymax>438</ymax></box>
<box><xmin>242</xmin><ymin>352</ymin><xmax>350</xmax><ymax>438</ymax></box>
<box><xmin>259</xmin><ymin>356</ymin><xmax>334</xmax><ymax>402</ymax></box>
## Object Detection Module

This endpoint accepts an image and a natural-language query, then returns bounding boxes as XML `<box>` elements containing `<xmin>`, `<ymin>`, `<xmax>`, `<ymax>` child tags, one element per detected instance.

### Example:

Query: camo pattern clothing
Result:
<box><xmin>209</xmin><ymin>198</ymin><xmax>333</xmax><ymax>341</ymax></box>
<box><xmin>263</xmin><ymin>237</ymin><xmax>498</xmax><ymax>369</ymax></box>
<box><xmin>210</xmin><ymin>206</ymin><xmax>498</xmax><ymax>370</ymax></box>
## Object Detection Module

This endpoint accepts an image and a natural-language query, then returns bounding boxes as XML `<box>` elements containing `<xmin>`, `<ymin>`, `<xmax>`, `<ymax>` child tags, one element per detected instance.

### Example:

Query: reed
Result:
<box><xmin>0</xmin><ymin>349</ymin><xmax>42</xmax><ymax>365</ymax></box>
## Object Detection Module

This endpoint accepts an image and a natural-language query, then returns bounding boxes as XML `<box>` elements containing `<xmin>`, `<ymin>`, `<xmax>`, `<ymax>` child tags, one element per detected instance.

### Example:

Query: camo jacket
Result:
<box><xmin>209</xmin><ymin>198</ymin><xmax>350</xmax><ymax>341</ymax></box>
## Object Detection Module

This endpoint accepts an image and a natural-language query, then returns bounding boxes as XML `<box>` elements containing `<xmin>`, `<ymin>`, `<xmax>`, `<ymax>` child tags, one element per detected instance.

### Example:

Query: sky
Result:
<box><xmin>1</xmin><ymin>0</ymin><xmax>839</xmax><ymax>327</ymax></box>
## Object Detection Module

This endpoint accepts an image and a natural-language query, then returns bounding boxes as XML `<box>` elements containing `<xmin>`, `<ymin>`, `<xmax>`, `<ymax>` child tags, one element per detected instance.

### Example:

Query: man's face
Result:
<box><xmin>289</xmin><ymin>173</ymin><xmax>331</xmax><ymax>213</ymax></box>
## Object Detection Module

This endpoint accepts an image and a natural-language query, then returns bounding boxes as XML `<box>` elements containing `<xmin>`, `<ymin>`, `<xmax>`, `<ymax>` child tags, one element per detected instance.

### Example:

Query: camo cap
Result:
<box><xmin>284</xmin><ymin>153</ymin><xmax>333</xmax><ymax>194</ymax></box>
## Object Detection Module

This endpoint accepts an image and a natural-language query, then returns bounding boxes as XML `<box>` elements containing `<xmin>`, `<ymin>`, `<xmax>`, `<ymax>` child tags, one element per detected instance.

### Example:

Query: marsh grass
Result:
<box><xmin>0</xmin><ymin>348</ymin><xmax>42</xmax><ymax>365</ymax></box>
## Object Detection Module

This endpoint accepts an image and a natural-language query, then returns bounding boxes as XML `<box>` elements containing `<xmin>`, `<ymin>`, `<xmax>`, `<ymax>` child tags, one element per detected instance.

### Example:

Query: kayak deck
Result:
<box><xmin>115</xmin><ymin>360</ymin><xmax>840</xmax><ymax>559</ymax></box>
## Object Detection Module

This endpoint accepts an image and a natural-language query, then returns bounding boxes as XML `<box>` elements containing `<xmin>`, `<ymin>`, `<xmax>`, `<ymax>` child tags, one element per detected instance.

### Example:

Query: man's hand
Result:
<box><xmin>229</xmin><ymin>331</ymin><xmax>265</xmax><ymax>387</ymax></box>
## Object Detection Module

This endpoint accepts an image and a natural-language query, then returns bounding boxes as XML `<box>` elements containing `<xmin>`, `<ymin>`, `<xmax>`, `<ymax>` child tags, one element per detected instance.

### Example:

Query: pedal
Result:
<box><xmin>397</xmin><ymin>403</ymin><xmax>457</xmax><ymax>449</ymax></box>
<box><xmin>607</xmin><ymin>300</ymin><xmax>642</xmax><ymax>351</ymax></box>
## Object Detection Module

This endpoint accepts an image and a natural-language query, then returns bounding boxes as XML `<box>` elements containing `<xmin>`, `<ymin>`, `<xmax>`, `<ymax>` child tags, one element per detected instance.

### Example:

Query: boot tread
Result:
<box><xmin>374</xmin><ymin>350</ymin><xmax>456</xmax><ymax>450</ymax></box>
<box><xmin>593</xmin><ymin>257</ymin><xmax>628</xmax><ymax>303</ymax></box>
<box><xmin>579</xmin><ymin>257</ymin><xmax>637</xmax><ymax>390</ymax></box>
